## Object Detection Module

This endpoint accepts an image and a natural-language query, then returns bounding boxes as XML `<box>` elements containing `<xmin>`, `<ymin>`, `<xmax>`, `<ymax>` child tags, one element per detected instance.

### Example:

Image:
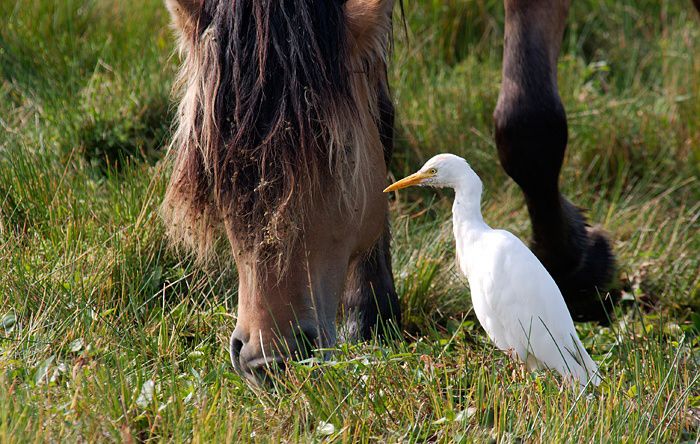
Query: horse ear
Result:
<box><xmin>165</xmin><ymin>0</ymin><xmax>203</xmax><ymax>37</ymax></box>
<box><xmin>344</xmin><ymin>0</ymin><xmax>394</xmax><ymax>56</ymax></box>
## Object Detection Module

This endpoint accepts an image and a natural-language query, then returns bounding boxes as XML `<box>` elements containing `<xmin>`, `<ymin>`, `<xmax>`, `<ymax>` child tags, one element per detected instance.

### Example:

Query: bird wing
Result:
<box><xmin>477</xmin><ymin>230</ymin><xmax>600</xmax><ymax>386</ymax></box>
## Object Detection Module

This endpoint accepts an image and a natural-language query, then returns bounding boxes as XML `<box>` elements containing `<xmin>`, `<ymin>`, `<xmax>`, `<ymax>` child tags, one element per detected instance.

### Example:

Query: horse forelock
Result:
<box><xmin>162</xmin><ymin>0</ymin><xmax>392</xmax><ymax>272</ymax></box>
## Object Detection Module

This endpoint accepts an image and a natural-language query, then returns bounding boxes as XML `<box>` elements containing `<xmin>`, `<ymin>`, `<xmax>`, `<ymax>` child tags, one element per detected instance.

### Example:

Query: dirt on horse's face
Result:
<box><xmin>162</xmin><ymin>0</ymin><xmax>400</xmax><ymax>384</ymax></box>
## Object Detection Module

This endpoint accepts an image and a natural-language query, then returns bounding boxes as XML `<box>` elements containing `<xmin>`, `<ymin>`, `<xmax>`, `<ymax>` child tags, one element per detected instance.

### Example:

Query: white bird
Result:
<box><xmin>384</xmin><ymin>153</ymin><xmax>601</xmax><ymax>388</ymax></box>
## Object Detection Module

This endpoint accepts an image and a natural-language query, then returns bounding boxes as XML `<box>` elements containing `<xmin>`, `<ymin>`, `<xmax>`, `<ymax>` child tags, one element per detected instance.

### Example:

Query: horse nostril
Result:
<box><xmin>229</xmin><ymin>334</ymin><xmax>244</xmax><ymax>373</ymax></box>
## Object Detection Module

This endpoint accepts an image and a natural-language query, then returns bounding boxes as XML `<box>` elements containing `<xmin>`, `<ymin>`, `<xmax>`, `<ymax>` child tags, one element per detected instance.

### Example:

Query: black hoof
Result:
<box><xmin>527</xmin><ymin>196</ymin><xmax>618</xmax><ymax>323</ymax></box>
<box><xmin>555</xmin><ymin>225</ymin><xmax>618</xmax><ymax>323</ymax></box>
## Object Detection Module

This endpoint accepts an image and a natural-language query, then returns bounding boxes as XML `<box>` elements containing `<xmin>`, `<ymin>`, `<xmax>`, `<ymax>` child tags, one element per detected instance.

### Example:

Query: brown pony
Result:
<box><xmin>161</xmin><ymin>0</ymin><xmax>400</xmax><ymax>383</ymax></box>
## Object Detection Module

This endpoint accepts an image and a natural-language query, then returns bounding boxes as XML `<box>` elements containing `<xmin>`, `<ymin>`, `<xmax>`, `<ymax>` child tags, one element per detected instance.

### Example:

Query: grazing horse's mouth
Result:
<box><xmin>229</xmin><ymin>321</ymin><xmax>330</xmax><ymax>384</ymax></box>
<box><xmin>236</xmin><ymin>356</ymin><xmax>288</xmax><ymax>386</ymax></box>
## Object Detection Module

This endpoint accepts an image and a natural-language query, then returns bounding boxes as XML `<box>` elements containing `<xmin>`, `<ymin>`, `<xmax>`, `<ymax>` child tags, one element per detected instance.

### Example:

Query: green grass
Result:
<box><xmin>1</xmin><ymin>0</ymin><xmax>699</xmax><ymax>441</ymax></box>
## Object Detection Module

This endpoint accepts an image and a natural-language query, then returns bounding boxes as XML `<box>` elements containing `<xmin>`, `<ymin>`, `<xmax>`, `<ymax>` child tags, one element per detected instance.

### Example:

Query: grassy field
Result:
<box><xmin>1</xmin><ymin>0</ymin><xmax>699</xmax><ymax>441</ymax></box>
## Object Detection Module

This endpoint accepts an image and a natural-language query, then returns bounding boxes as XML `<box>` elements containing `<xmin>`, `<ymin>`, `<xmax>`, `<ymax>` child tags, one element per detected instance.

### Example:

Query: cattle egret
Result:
<box><xmin>385</xmin><ymin>154</ymin><xmax>601</xmax><ymax>388</ymax></box>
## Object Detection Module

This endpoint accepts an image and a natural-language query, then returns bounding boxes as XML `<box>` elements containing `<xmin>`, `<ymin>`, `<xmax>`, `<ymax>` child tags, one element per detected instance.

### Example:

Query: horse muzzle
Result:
<box><xmin>229</xmin><ymin>323</ymin><xmax>328</xmax><ymax>385</ymax></box>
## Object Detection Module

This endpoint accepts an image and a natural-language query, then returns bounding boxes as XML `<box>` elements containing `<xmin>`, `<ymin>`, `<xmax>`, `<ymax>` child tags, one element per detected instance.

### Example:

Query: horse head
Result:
<box><xmin>162</xmin><ymin>0</ymin><xmax>399</xmax><ymax>384</ymax></box>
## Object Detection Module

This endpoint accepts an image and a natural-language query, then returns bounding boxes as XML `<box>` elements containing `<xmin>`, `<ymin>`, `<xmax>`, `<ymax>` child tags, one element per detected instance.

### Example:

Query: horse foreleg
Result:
<box><xmin>493</xmin><ymin>0</ymin><xmax>616</xmax><ymax>322</ymax></box>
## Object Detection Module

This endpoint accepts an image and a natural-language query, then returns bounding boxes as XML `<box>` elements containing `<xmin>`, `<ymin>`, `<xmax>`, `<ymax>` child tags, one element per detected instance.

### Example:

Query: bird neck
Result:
<box><xmin>452</xmin><ymin>184</ymin><xmax>487</xmax><ymax>230</ymax></box>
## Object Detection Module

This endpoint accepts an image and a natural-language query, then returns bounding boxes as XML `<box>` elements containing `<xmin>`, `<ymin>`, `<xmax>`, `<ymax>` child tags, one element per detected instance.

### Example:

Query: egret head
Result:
<box><xmin>384</xmin><ymin>153</ymin><xmax>482</xmax><ymax>195</ymax></box>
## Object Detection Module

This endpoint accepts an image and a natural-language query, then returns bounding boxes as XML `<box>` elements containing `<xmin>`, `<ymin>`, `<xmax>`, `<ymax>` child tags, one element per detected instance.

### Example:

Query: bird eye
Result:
<box><xmin>429</xmin><ymin>168</ymin><xmax>437</xmax><ymax>175</ymax></box>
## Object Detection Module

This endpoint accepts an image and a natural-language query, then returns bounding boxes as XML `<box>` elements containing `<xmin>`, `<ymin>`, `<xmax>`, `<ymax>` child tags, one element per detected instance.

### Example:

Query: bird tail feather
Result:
<box><xmin>565</xmin><ymin>335</ymin><xmax>601</xmax><ymax>388</ymax></box>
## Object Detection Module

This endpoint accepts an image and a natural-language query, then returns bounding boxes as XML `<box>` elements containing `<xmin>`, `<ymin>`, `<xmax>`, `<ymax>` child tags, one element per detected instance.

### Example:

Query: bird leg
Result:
<box><xmin>504</xmin><ymin>350</ymin><xmax>528</xmax><ymax>385</ymax></box>
<box><xmin>493</xmin><ymin>0</ymin><xmax>617</xmax><ymax>322</ymax></box>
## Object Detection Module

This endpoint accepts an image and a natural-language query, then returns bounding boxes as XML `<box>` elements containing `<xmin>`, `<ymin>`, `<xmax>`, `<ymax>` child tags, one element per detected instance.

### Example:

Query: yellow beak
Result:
<box><xmin>383</xmin><ymin>171</ymin><xmax>433</xmax><ymax>193</ymax></box>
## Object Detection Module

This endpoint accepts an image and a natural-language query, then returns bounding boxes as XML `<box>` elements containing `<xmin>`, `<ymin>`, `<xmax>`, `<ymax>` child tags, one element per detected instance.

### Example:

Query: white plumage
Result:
<box><xmin>385</xmin><ymin>153</ymin><xmax>601</xmax><ymax>388</ymax></box>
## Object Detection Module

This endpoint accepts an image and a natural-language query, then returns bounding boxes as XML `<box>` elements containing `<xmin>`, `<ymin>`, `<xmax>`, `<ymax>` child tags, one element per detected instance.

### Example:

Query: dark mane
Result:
<box><xmin>162</xmin><ymin>0</ymin><xmax>388</xmax><ymax>268</ymax></box>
